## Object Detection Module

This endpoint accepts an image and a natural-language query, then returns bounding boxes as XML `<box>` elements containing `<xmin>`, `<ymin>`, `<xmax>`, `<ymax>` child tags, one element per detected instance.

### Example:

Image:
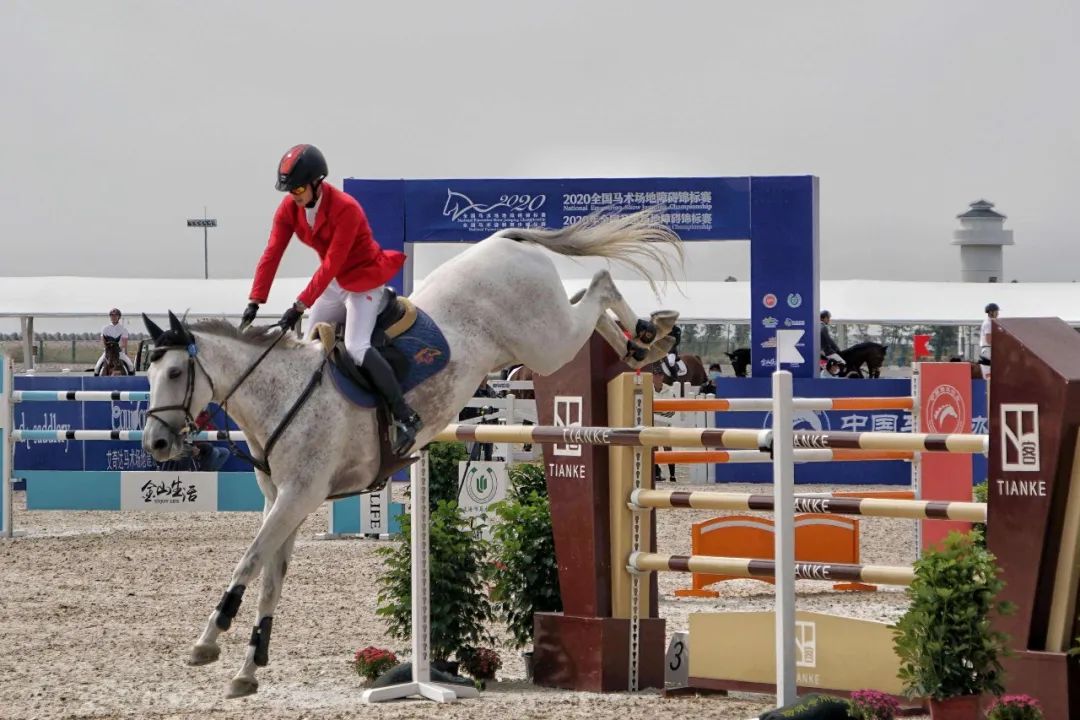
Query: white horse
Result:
<box><xmin>140</xmin><ymin>209</ymin><xmax>683</xmax><ymax>698</ymax></box>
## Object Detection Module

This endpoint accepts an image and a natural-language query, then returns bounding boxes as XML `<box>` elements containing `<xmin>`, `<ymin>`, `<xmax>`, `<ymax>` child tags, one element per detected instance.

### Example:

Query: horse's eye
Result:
<box><xmin>168</xmin><ymin>367</ymin><xmax>182</xmax><ymax>380</ymax></box>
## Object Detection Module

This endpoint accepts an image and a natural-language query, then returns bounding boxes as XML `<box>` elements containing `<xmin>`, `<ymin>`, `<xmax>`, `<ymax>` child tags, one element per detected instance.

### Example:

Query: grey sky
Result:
<box><xmin>3</xmin><ymin>0</ymin><xmax>1077</xmax><ymax>287</ymax></box>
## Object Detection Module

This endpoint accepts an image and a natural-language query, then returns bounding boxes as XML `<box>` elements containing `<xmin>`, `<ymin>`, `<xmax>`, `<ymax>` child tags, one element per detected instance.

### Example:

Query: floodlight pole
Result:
<box><xmin>186</xmin><ymin>208</ymin><xmax>218</xmax><ymax>279</ymax></box>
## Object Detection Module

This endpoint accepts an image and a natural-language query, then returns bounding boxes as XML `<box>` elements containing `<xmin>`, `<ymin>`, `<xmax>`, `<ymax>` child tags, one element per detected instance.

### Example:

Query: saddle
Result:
<box><xmin>312</xmin><ymin>290</ymin><xmax>450</xmax><ymax>499</ymax></box>
<box><xmin>315</xmin><ymin>290</ymin><xmax>418</xmax><ymax>389</ymax></box>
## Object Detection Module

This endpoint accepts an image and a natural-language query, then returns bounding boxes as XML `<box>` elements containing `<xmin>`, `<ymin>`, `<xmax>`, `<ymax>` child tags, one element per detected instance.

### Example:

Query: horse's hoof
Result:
<box><xmin>634</xmin><ymin>319</ymin><xmax>658</xmax><ymax>345</ymax></box>
<box><xmin>649</xmin><ymin>310</ymin><xmax>680</xmax><ymax>336</ymax></box>
<box><xmin>625</xmin><ymin>340</ymin><xmax>649</xmax><ymax>363</ymax></box>
<box><xmin>225</xmin><ymin>677</ymin><xmax>259</xmax><ymax>698</ymax></box>
<box><xmin>188</xmin><ymin>644</ymin><xmax>221</xmax><ymax>666</ymax></box>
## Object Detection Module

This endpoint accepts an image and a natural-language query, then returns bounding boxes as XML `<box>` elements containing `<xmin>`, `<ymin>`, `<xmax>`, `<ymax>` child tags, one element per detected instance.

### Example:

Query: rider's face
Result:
<box><xmin>289</xmin><ymin>184</ymin><xmax>312</xmax><ymax>206</ymax></box>
<box><xmin>109</xmin><ymin>312</ymin><xmax>121</xmax><ymax>324</ymax></box>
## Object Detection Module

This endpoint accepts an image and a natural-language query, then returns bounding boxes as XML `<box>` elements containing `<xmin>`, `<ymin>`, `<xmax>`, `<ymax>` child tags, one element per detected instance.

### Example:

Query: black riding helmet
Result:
<box><xmin>275</xmin><ymin>144</ymin><xmax>328</xmax><ymax>192</ymax></box>
<box><xmin>985</xmin><ymin>303</ymin><xmax>999</xmax><ymax>313</ymax></box>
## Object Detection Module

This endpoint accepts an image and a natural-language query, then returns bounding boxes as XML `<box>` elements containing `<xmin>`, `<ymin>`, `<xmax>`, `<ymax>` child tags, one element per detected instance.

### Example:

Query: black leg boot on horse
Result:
<box><xmin>357</xmin><ymin>348</ymin><xmax>423</xmax><ymax>456</ymax></box>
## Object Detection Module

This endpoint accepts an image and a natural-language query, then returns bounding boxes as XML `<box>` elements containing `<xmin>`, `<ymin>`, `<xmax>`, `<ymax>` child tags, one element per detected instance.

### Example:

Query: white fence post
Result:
<box><xmin>771</xmin><ymin>370</ymin><xmax>796</xmax><ymax>705</ymax></box>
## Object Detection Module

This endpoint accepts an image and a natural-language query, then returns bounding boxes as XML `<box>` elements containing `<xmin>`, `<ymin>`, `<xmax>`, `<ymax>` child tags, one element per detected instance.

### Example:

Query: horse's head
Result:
<box><xmin>726</xmin><ymin>348</ymin><xmax>750</xmax><ymax>378</ymax></box>
<box><xmin>140</xmin><ymin>311</ymin><xmax>214</xmax><ymax>462</ymax></box>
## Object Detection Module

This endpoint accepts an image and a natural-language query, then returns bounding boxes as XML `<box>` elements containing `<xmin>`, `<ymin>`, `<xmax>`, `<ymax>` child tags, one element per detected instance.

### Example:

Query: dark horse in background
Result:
<box><xmin>726</xmin><ymin>342</ymin><xmax>889</xmax><ymax>378</ymax></box>
<box><xmin>840</xmin><ymin>342</ymin><xmax>889</xmax><ymax>378</ymax></box>
<box><xmin>97</xmin><ymin>337</ymin><xmax>132</xmax><ymax>376</ymax></box>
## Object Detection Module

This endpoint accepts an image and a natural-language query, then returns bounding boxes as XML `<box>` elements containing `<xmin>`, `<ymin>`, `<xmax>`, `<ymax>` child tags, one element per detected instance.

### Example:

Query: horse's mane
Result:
<box><xmin>187</xmin><ymin>318</ymin><xmax>311</xmax><ymax>350</ymax></box>
<box><xmin>846</xmin><ymin>341</ymin><xmax>887</xmax><ymax>352</ymax></box>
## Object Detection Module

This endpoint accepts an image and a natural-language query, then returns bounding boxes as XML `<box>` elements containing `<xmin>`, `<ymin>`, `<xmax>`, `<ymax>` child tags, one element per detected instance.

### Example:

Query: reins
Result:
<box><xmin>147</xmin><ymin>326</ymin><xmax>327</xmax><ymax>476</ymax></box>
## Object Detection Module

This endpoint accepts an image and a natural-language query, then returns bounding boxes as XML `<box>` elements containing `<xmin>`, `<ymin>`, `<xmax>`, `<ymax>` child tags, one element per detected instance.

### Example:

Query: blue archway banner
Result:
<box><xmin>344</xmin><ymin>175</ymin><xmax>819</xmax><ymax>377</ymax></box>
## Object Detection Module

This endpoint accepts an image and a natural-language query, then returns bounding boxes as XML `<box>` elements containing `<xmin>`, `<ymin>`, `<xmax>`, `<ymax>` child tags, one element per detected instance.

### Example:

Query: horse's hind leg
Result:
<box><xmin>226</xmin><ymin>529</ymin><xmax>299</xmax><ymax>698</ymax></box>
<box><xmin>597</xmin><ymin>312</ymin><xmax>677</xmax><ymax>369</ymax></box>
<box><xmin>559</xmin><ymin>273</ymin><xmax>677</xmax><ymax>372</ymax></box>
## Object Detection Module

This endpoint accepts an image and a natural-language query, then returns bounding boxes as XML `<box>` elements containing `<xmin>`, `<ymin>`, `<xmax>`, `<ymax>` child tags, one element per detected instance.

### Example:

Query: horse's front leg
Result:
<box><xmin>189</xmin><ymin>473</ymin><xmax>275</xmax><ymax>667</ymax></box>
<box><xmin>226</xmin><ymin>529</ymin><xmax>299</xmax><ymax>698</ymax></box>
<box><xmin>190</xmin><ymin>486</ymin><xmax>323</xmax><ymax>698</ymax></box>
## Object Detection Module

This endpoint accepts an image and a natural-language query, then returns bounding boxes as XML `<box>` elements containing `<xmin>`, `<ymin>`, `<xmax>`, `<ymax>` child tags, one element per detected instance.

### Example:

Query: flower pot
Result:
<box><xmin>929</xmin><ymin>695</ymin><xmax>982</xmax><ymax>720</ymax></box>
<box><xmin>522</xmin><ymin>651</ymin><xmax>534</xmax><ymax>681</ymax></box>
<box><xmin>432</xmin><ymin>659</ymin><xmax>460</xmax><ymax>677</ymax></box>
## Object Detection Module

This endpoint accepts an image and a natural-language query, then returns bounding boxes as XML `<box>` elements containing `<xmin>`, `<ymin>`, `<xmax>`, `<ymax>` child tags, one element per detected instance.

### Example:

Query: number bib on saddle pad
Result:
<box><xmin>325</xmin><ymin>306</ymin><xmax>451</xmax><ymax>407</ymax></box>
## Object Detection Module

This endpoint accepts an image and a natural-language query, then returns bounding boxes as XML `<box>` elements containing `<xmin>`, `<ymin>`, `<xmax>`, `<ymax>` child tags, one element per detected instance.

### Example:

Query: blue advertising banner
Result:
<box><xmin>749</xmin><ymin>176</ymin><xmax>819</xmax><ymax>378</ymax></box>
<box><xmin>399</xmin><ymin>177</ymin><xmax>751</xmax><ymax>242</ymax></box>
<box><xmin>12</xmin><ymin>375</ymin><xmax>85</xmax><ymax>471</ymax></box>
<box><xmin>12</xmin><ymin>376</ymin><xmax>250</xmax><ymax>474</ymax></box>
<box><xmin>710</xmin><ymin>376</ymin><xmax>986</xmax><ymax>486</ymax></box>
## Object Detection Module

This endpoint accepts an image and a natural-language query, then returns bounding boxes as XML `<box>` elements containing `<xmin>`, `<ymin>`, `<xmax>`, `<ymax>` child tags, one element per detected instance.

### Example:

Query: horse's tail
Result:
<box><xmin>497</xmin><ymin>208</ymin><xmax>683</xmax><ymax>295</ymax></box>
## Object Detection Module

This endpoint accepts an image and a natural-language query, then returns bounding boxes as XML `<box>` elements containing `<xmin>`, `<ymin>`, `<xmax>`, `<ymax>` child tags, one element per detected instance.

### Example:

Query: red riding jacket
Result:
<box><xmin>248</xmin><ymin>182</ymin><xmax>405</xmax><ymax>308</ymax></box>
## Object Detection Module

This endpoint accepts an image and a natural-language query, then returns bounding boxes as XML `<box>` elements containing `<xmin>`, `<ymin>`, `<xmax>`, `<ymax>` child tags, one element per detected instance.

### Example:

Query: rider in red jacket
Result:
<box><xmin>243</xmin><ymin>144</ymin><xmax>422</xmax><ymax>455</ymax></box>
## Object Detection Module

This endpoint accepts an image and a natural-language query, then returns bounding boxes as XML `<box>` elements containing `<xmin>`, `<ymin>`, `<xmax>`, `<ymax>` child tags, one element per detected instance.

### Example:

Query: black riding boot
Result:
<box><xmin>358</xmin><ymin>348</ymin><xmax>423</xmax><ymax>456</ymax></box>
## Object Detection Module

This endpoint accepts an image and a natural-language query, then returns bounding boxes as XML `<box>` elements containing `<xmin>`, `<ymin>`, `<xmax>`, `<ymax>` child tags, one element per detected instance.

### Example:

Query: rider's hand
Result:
<box><xmin>241</xmin><ymin>302</ymin><xmax>260</xmax><ymax>328</ymax></box>
<box><xmin>277</xmin><ymin>303</ymin><xmax>303</xmax><ymax>331</ymax></box>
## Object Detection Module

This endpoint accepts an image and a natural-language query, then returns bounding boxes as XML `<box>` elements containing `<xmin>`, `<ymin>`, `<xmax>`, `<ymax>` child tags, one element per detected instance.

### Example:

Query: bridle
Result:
<box><xmin>145</xmin><ymin>327</ymin><xmax>324</xmax><ymax>475</ymax></box>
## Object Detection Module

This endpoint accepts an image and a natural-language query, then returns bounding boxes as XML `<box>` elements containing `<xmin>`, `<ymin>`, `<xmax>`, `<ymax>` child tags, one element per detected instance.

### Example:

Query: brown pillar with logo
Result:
<box><xmin>531</xmin><ymin>333</ymin><xmax>665</xmax><ymax>691</ymax></box>
<box><xmin>987</xmin><ymin>317</ymin><xmax>1080</xmax><ymax>718</ymax></box>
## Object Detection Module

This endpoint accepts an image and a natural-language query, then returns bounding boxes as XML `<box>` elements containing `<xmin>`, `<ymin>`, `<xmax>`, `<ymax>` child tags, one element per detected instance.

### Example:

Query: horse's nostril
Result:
<box><xmin>152</xmin><ymin>438</ymin><xmax>168</xmax><ymax>451</ymax></box>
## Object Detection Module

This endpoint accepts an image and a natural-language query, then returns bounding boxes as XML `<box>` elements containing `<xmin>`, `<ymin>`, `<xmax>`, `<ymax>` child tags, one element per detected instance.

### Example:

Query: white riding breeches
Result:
<box><xmin>307</xmin><ymin>279</ymin><xmax>390</xmax><ymax>364</ymax></box>
<box><xmin>979</xmin><ymin>346</ymin><xmax>991</xmax><ymax>362</ymax></box>
<box><xmin>95</xmin><ymin>351</ymin><xmax>134</xmax><ymax>374</ymax></box>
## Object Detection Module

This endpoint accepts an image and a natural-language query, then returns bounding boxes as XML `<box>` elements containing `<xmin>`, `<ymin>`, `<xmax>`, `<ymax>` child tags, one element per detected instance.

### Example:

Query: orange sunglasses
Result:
<box><xmin>289</xmin><ymin>185</ymin><xmax>307</xmax><ymax>196</ymax></box>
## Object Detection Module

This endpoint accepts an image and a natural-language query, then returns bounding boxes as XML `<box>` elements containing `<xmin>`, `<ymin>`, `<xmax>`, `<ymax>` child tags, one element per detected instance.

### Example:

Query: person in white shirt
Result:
<box><xmin>979</xmin><ymin>303</ymin><xmax>998</xmax><ymax>380</ymax></box>
<box><xmin>94</xmin><ymin>308</ymin><xmax>135</xmax><ymax>375</ymax></box>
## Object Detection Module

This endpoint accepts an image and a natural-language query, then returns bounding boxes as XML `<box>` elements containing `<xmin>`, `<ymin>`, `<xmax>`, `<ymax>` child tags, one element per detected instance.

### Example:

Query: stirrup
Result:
<box><xmin>391</xmin><ymin>413</ymin><xmax>423</xmax><ymax>456</ymax></box>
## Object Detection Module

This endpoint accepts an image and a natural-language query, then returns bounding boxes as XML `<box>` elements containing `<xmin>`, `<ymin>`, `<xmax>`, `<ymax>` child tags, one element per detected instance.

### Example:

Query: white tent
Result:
<box><xmin>1</xmin><ymin>275</ymin><xmax>1075</xmax><ymax>325</ymax></box>
<box><xmin>2</xmin><ymin>274</ymin><xmax>1075</xmax><ymax>366</ymax></box>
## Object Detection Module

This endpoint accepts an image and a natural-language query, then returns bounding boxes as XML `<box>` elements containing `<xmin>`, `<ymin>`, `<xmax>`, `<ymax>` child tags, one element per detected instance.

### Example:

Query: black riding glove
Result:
<box><xmin>277</xmin><ymin>304</ymin><xmax>303</xmax><ymax>330</ymax></box>
<box><xmin>241</xmin><ymin>302</ymin><xmax>259</xmax><ymax>328</ymax></box>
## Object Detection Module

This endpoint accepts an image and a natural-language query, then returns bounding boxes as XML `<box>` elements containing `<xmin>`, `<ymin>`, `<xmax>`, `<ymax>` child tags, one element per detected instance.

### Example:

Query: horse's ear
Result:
<box><xmin>168</xmin><ymin>310</ymin><xmax>185</xmax><ymax>336</ymax></box>
<box><xmin>144</xmin><ymin>314</ymin><xmax>164</xmax><ymax>344</ymax></box>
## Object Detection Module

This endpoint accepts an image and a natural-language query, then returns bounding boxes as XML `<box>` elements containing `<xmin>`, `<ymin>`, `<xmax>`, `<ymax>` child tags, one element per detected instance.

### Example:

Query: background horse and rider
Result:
<box><xmin>97</xmin><ymin>336</ymin><xmax>133</xmax><ymax>376</ymax></box>
<box><xmin>725</xmin><ymin>341</ymin><xmax>889</xmax><ymax>378</ymax></box>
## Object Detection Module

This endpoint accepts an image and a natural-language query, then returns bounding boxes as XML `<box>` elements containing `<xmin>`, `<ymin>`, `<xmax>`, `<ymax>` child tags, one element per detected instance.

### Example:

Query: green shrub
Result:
<box><xmin>972</xmin><ymin>480</ymin><xmax>989</xmax><ymax>547</ymax></box>
<box><xmin>424</xmin><ymin>441</ymin><xmax>469</xmax><ymax>505</ymax></box>
<box><xmin>490</xmin><ymin>463</ymin><xmax>562</xmax><ymax>649</ymax></box>
<box><xmin>376</xmin><ymin>498</ymin><xmax>495</xmax><ymax>663</ymax></box>
<box><xmin>892</xmin><ymin>531</ymin><xmax>1014</xmax><ymax>701</ymax></box>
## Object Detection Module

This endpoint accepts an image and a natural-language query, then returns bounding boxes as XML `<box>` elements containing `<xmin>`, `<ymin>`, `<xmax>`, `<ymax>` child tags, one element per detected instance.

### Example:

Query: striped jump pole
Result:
<box><xmin>436</xmin><ymin>423</ymin><xmax>772</xmax><ymax>450</ymax></box>
<box><xmin>10</xmin><ymin>429</ymin><xmax>247</xmax><ymax>442</ymax></box>
<box><xmin>653</xmin><ymin>449</ymin><xmax>914</xmax><ymax>464</ymax></box>
<box><xmin>13</xmin><ymin>390</ymin><xmax>151</xmax><ymax>402</ymax></box>
<box><xmin>627</xmin><ymin>551</ymin><xmax>915</xmax><ymax>587</ymax></box>
<box><xmin>437</xmin><ymin>423</ymin><xmax>987</xmax><ymax>453</ymax></box>
<box><xmin>652</xmin><ymin>396</ymin><xmax>914</xmax><ymax>413</ymax></box>
<box><xmin>629</xmin><ymin>488</ymin><xmax>988</xmax><ymax>523</ymax></box>
<box><xmin>793</xmin><ymin>430</ymin><xmax>986</xmax><ymax>453</ymax></box>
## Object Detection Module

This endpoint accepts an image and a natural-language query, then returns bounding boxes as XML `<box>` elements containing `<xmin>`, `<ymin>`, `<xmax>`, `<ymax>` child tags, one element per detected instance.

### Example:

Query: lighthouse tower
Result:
<box><xmin>952</xmin><ymin>199</ymin><xmax>1014</xmax><ymax>282</ymax></box>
